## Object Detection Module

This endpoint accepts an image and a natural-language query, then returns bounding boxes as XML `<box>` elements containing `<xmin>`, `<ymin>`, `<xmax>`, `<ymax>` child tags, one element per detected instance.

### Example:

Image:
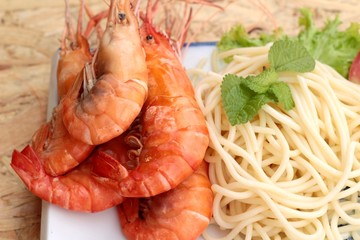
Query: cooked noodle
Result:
<box><xmin>189</xmin><ymin>44</ymin><xmax>360</xmax><ymax>240</ymax></box>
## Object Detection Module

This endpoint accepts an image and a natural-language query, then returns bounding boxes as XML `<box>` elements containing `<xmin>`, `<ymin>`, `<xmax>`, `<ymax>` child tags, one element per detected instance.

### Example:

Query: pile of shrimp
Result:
<box><xmin>10</xmin><ymin>0</ymin><xmax>219</xmax><ymax>239</ymax></box>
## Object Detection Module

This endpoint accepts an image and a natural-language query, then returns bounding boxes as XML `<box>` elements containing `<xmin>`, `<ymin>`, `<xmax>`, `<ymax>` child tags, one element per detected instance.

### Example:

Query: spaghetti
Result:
<box><xmin>190</xmin><ymin>44</ymin><xmax>360</xmax><ymax>240</ymax></box>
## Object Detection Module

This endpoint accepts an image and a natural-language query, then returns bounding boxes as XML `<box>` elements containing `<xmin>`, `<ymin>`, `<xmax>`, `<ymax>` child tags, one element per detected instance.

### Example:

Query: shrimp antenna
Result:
<box><xmin>193</xmin><ymin>0</ymin><xmax>223</xmax><ymax>10</ymax></box>
<box><xmin>63</xmin><ymin>0</ymin><xmax>76</xmax><ymax>49</ymax></box>
<box><xmin>78</xmin><ymin>0</ymin><xmax>85</xmax><ymax>35</ymax></box>
<box><xmin>179</xmin><ymin>0</ymin><xmax>226</xmax><ymax>60</ymax></box>
<box><xmin>252</xmin><ymin>0</ymin><xmax>278</xmax><ymax>32</ymax></box>
<box><xmin>83</xmin><ymin>5</ymin><xmax>108</xmax><ymax>39</ymax></box>
<box><xmin>178</xmin><ymin>5</ymin><xmax>193</xmax><ymax>47</ymax></box>
<box><xmin>103</xmin><ymin>0</ymin><xmax>110</xmax><ymax>8</ymax></box>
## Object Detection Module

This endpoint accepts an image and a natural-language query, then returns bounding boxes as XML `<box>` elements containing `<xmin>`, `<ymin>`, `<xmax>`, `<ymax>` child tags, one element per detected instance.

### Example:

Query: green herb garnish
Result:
<box><xmin>296</xmin><ymin>9</ymin><xmax>360</xmax><ymax>78</ymax></box>
<box><xmin>269</xmin><ymin>40</ymin><xmax>315</xmax><ymax>72</ymax></box>
<box><xmin>217</xmin><ymin>25</ymin><xmax>281</xmax><ymax>63</ymax></box>
<box><xmin>221</xmin><ymin>39</ymin><xmax>314</xmax><ymax>125</ymax></box>
<box><xmin>217</xmin><ymin>8</ymin><xmax>360</xmax><ymax>78</ymax></box>
<box><xmin>217</xmin><ymin>25</ymin><xmax>280</xmax><ymax>51</ymax></box>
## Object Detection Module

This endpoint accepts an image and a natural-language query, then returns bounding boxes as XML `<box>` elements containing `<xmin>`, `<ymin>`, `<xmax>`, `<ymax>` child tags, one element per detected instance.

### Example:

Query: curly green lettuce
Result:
<box><xmin>217</xmin><ymin>8</ymin><xmax>360</xmax><ymax>78</ymax></box>
<box><xmin>217</xmin><ymin>25</ymin><xmax>281</xmax><ymax>51</ymax></box>
<box><xmin>297</xmin><ymin>9</ymin><xmax>360</xmax><ymax>78</ymax></box>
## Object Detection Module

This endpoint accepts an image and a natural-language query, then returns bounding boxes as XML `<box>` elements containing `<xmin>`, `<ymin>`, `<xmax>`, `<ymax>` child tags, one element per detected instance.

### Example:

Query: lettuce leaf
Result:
<box><xmin>297</xmin><ymin>9</ymin><xmax>360</xmax><ymax>78</ymax></box>
<box><xmin>217</xmin><ymin>8</ymin><xmax>360</xmax><ymax>78</ymax></box>
<box><xmin>217</xmin><ymin>25</ymin><xmax>282</xmax><ymax>62</ymax></box>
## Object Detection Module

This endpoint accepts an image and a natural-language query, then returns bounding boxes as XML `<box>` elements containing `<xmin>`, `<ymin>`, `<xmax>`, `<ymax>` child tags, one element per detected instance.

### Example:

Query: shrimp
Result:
<box><xmin>10</xmin><ymin>133</ymin><xmax>129</xmax><ymax>212</ymax></box>
<box><xmin>61</xmin><ymin>0</ymin><xmax>148</xmax><ymax>145</ymax></box>
<box><xmin>15</xmin><ymin>67</ymin><xmax>95</xmax><ymax>176</ymax></box>
<box><xmin>114</xmin><ymin>0</ymin><xmax>209</xmax><ymax>197</ymax></box>
<box><xmin>57</xmin><ymin>0</ymin><xmax>93</xmax><ymax>100</ymax></box>
<box><xmin>10</xmin><ymin>1</ymin><xmax>113</xmax><ymax>177</ymax></box>
<box><xmin>117</xmin><ymin>161</ymin><xmax>214</xmax><ymax>240</ymax></box>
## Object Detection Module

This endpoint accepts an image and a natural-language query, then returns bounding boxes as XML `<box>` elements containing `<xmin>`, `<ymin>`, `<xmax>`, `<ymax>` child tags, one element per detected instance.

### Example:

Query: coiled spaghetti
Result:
<box><xmin>190</xmin><ymin>44</ymin><xmax>360</xmax><ymax>240</ymax></box>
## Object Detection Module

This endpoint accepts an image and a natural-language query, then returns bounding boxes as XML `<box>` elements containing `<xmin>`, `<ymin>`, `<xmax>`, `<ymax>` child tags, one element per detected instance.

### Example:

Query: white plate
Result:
<box><xmin>41</xmin><ymin>42</ymin><xmax>217</xmax><ymax>240</ymax></box>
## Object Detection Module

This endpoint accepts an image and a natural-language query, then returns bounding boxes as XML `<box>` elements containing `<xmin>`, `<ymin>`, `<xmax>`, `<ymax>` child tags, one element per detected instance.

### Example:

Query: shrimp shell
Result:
<box><xmin>28</xmin><ymin>64</ymin><xmax>96</xmax><ymax>176</ymax></box>
<box><xmin>57</xmin><ymin>0</ymin><xmax>93</xmax><ymax>100</ymax></box>
<box><xmin>115</xmin><ymin>2</ymin><xmax>209</xmax><ymax>197</ymax></box>
<box><xmin>11</xmin><ymin>123</ymin><xmax>150</xmax><ymax>212</ymax></box>
<box><xmin>62</xmin><ymin>0</ymin><xmax>148</xmax><ymax>145</ymax></box>
<box><xmin>11</xmin><ymin>137</ymin><xmax>129</xmax><ymax>212</ymax></box>
<box><xmin>117</xmin><ymin>161</ymin><xmax>213</xmax><ymax>240</ymax></box>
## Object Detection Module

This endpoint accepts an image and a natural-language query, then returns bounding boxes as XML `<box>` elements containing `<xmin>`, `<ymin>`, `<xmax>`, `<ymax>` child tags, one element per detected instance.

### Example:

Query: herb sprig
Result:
<box><xmin>217</xmin><ymin>8</ymin><xmax>360</xmax><ymax>78</ymax></box>
<box><xmin>221</xmin><ymin>39</ymin><xmax>315</xmax><ymax>126</ymax></box>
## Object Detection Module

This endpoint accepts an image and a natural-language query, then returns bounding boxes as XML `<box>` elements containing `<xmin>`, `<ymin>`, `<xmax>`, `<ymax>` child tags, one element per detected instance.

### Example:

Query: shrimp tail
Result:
<box><xmin>11</xmin><ymin>145</ymin><xmax>127</xmax><ymax>212</ymax></box>
<box><xmin>11</xmin><ymin>146</ymin><xmax>43</xmax><ymax>188</ymax></box>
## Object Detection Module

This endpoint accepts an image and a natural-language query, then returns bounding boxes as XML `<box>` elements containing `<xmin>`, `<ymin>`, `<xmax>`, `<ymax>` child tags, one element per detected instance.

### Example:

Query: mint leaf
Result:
<box><xmin>241</xmin><ymin>94</ymin><xmax>271</xmax><ymax>123</ymax></box>
<box><xmin>221</xmin><ymin>74</ymin><xmax>255</xmax><ymax>125</ymax></box>
<box><xmin>243</xmin><ymin>68</ymin><xmax>278</xmax><ymax>93</ymax></box>
<box><xmin>221</xmin><ymin>74</ymin><xmax>272</xmax><ymax>125</ymax></box>
<box><xmin>221</xmin><ymin>70</ymin><xmax>295</xmax><ymax>125</ymax></box>
<box><xmin>269</xmin><ymin>39</ymin><xmax>315</xmax><ymax>72</ymax></box>
<box><xmin>221</xmin><ymin>74</ymin><xmax>295</xmax><ymax>126</ymax></box>
<box><xmin>268</xmin><ymin>82</ymin><xmax>295</xmax><ymax>110</ymax></box>
<box><xmin>220</xmin><ymin>40</ymin><xmax>303</xmax><ymax>126</ymax></box>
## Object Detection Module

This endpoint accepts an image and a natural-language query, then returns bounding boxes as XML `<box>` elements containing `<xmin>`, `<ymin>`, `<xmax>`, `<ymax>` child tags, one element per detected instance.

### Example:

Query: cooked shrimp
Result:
<box><xmin>115</xmin><ymin>0</ymin><xmax>209</xmax><ymax>197</ymax></box>
<box><xmin>10</xmin><ymin>1</ymin><xmax>111</xmax><ymax>177</ymax></box>
<box><xmin>17</xmin><ymin>67</ymin><xmax>95</xmax><ymax>176</ymax></box>
<box><xmin>62</xmin><ymin>0</ymin><xmax>148</xmax><ymax>145</ymax></box>
<box><xmin>10</xmin><ymin>133</ymin><xmax>129</xmax><ymax>212</ymax></box>
<box><xmin>57</xmin><ymin>0</ymin><xmax>92</xmax><ymax>100</ymax></box>
<box><xmin>117</xmin><ymin>161</ymin><xmax>213</xmax><ymax>240</ymax></box>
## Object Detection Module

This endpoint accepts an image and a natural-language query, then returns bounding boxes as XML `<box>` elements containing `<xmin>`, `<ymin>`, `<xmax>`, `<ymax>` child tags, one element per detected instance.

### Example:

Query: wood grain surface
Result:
<box><xmin>0</xmin><ymin>0</ymin><xmax>359</xmax><ymax>239</ymax></box>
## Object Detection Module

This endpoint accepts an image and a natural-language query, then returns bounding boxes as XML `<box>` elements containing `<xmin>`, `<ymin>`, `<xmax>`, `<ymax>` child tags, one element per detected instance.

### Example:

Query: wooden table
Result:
<box><xmin>1</xmin><ymin>0</ymin><xmax>359</xmax><ymax>239</ymax></box>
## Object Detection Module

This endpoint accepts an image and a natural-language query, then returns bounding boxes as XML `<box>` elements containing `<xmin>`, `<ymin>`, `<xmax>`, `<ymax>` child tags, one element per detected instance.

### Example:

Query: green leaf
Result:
<box><xmin>221</xmin><ymin>74</ymin><xmax>254</xmax><ymax>125</ymax></box>
<box><xmin>268</xmin><ymin>82</ymin><xmax>295</xmax><ymax>110</ymax></box>
<box><xmin>217</xmin><ymin>25</ymin><xmax>282</xmax><ymax>62</ymax></box>
<box><xmin>217</xmin><ymin>8</ymin><xmax>360</xmax><ymax>78</ymax></box>
<box><xmin>221</xmin><ymin>71</ymin><xmax>294</xmax><ymax>125</ymax></box>
<box><xmin>217</xmin><ymin>25</ymin><xmax>279</xmax><ymax>51</ymax></box>
<box><xmin>242</xmin><ymin>68</ymin><xmax>279</xmax><ymax>93</ymax></box>
<box><xmin>297</xmin><ymin>8</ymin><xmax>360</xmax><ymax>78</ymax></box>
<box><xmin>241</xmin><ymin>94</ymin><xmax>271</xmax><ymax>123</ymax></box>
<box><xmin>269</xmin><ymin>39</ymin><xmax>315</xmax><ymax>72</ymax></box>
